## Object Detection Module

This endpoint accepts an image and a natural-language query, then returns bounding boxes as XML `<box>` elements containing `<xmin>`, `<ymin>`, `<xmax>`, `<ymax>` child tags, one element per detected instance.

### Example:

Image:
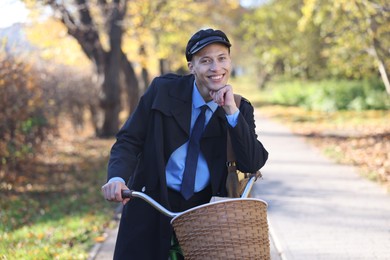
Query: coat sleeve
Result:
<box><xmin>106</xmin><ymin>79</ymin><xmax>157</xmax><ymax>183</ymax></box>
<box><xmin>229</xmin><ymin>98</ymin><xmax>268</xmax><ymax>173</ymax></box>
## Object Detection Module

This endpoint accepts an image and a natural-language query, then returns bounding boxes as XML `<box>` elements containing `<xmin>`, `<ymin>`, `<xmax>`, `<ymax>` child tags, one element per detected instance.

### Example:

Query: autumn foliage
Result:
<box><xmin>0</xmin><ymin>49</ymin><xmax>115</xmax><ymax>258</ymax></box>
<box><xmin>0</xmin><ymin>54</ymin><xmax>54</xmax><ymax>174</ymax></box>
<box><xmin>0</xmin><ymin>52</ymin><xmax>98</xmax><ymax>180</ymax></box>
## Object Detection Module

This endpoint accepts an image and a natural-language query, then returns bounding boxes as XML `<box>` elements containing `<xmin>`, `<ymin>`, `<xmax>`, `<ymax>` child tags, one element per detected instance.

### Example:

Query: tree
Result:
<box><xmin>38</xmin><ymin>0</ymin><xmax>138</xmax><ymax>137</ymax></box>
<box><xmin>239</xmin><ymin>0</ymin><xmax>327</xmax><ymax>87</ymax></box>
<box><xmin>24</xmin><ymin>0</ymin><xmax>243</xmax><ymax>137</ymax></box>
<box><xmin>300</xmin><ymin>0</ymin><xmax>390</xmax><ymax>94</ymax></box>
<box><xmin>239</xmin><ymin>0</ymin><xmax>389</xmax><ymax>92</ymax></box>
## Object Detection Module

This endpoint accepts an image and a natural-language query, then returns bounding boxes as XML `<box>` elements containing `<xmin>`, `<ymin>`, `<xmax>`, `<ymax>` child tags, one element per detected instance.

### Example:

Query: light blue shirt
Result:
<box><xmin>109</xmin><ymin>82</ymin><xmax>240</xmax><ymax>191</ymax></box>
<box><xmin>165</xmin><ymin>83</ymin><xmax>239</xmax><ymax>192</ymax></box>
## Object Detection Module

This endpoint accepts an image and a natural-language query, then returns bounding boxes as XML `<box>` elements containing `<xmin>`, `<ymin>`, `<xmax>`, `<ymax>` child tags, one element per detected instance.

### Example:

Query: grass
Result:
<box><xmin>0</xmin><ymin>126</ymin><xmax>118</xmax><ymax>259</ymax></box>
<box><xmin>1</xmin><ymin>214</ymin><xmax>109</xmax><ymax>259</ymax></box>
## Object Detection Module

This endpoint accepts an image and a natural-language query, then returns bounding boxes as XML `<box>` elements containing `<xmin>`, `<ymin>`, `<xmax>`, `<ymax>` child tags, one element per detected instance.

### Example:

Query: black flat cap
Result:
<box><xmin>185</xmin><ymin>28</ymin><xmax>231</xmax><ymax>61</ymax></box>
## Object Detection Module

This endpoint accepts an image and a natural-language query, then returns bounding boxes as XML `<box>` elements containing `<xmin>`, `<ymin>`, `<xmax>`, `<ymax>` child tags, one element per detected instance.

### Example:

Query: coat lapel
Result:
<box><xmin>168</xmin><ymin>75</ymin><xmax>194</xmax><ymax>137</ymax></box>
<box><xmin>170</xmin><ymin>102</ymin><xmax>192</xmax><ymax>137</ymax></box>
<box><xmin>203</xmin><ymin>106</ymin><xmax>226</xmax><ymax>138</ymax></box>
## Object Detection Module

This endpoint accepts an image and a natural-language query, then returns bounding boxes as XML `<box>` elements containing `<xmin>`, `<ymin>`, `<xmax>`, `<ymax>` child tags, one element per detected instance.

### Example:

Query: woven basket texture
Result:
<box><xmin>171</xmin><ymin>199</ymin><xmax>270</xmax><ymax>260</ymax></box>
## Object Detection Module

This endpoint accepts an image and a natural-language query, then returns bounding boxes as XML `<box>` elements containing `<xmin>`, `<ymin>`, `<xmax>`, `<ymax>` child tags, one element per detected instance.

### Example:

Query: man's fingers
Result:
<box><xmin>209</xmin><ymin>89</ymin><xmax>225</xmax><ymax>105</ymax></box>
<box><xmin>101</xmin><ymin>184</ymin><xmax>109</xmax><ymax>200</ymax></box>
<box><xmin>210</xmin><ymin>85</ymin><xmax>234</xmax><ymax>107</ymax></box>
<box><xmin>115</xmin><ymin>183</ymin><xmax>123</xmax><ymax>201</ymax></box>
<box><xmin>101</xmin><ymin>181</ymin><xmax>129</xmax><ymax>202</ymax></box>
<box><xmin>102</xmin><ymin>184</ymin><xmax>113</xmax><ymax>200</ymax></box>
<box><xmin>108</xmin><ymin>184</ymin><xmax>117</xmax><ymax>200</ymax></box>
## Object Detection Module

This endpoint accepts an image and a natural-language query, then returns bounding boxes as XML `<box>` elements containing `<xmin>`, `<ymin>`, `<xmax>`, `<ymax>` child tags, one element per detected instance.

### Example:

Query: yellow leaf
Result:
<box><xmin>95</xmin><ymin>236</ymin><xmax>106</xmax><ymax>243</ymax></box>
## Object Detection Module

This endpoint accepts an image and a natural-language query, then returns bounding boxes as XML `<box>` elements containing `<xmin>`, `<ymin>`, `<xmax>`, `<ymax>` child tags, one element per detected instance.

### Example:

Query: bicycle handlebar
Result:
<box><xmin>122</xmin><ymin>190</ymin><xmax>179</xmax><ymax>218</ymax></box>
<box><xmin>241</xmin><ymin>175</ymin><xmax>256</xmax><ymax>198</ymax></box>
<box><xmin>121</xmin><ymin>176</ymin><xmax>258</xmax><ymax>218</ymax></box>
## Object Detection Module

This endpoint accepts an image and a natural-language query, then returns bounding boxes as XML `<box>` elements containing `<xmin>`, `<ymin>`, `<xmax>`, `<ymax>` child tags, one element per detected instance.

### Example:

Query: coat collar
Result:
<box><xmin>168</xmin><ymin>75</ymin><xmax>194</xmax><ymax>137</ymax></box>
<box><xmin>154</xmin><ymin>74</ymin><xmax>227</xmax><ymax>138</ymax></box>
<box><xmin>169</xmin><ymin>74</ymin><xmax>194</xmax><ymax>103</ymax></box>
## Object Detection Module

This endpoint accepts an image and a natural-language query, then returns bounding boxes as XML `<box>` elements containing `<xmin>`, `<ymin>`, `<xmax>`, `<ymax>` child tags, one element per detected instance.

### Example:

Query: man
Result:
<box><xmin>101</xmin><ymin>28</ymin><xmax>268</xmax><ymax>259</ymax></box>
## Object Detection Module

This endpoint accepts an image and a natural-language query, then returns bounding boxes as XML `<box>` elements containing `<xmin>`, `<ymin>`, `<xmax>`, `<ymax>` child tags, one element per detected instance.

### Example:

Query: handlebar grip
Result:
<box><xmin>121</xmin><ymin>189</ymin><xmax>132</xmax><ymax>198</ymax></box>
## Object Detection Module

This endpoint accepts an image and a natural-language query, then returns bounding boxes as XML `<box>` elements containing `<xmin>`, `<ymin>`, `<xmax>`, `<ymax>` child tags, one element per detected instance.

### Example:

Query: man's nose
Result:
<box><xmin>210</xmin><ymin>61</ymin><xmax>220</xmax><ymax>71</ymax></box>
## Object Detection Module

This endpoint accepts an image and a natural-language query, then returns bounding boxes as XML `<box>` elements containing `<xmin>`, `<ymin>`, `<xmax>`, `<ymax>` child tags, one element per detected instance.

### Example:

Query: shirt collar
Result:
<box><xmin>192</xmin><ymin>82</ymin><xmax>218</xmax><ymax>112</ymax></box>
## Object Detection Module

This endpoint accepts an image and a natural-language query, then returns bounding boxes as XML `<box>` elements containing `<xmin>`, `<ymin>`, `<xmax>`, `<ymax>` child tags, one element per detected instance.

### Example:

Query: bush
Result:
<box><xmin>268</xmin><ymin>78</ymin><xmax>390</xmax><ymax>111</ymax></box>
<box><xmin>269</xmin><ymin>81</ymin><xmax>309</xmax><ymax>106</ymax></box>
<box><xmin>0</xmin><ymin>54</ymin><xmax>56</xmax><ymax>172</ymax></box>
<box><xmin>0</xmin><ymin>53</ymin><xmax>98</xmax><ymax>175</ymax></box>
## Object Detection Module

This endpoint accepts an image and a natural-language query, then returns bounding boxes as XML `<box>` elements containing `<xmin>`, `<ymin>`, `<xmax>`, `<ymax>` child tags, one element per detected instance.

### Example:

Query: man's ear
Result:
<box><xmin>187</xmin><ymin>62</ymin><xmax>193</xmax><ymax>73</ymax></box>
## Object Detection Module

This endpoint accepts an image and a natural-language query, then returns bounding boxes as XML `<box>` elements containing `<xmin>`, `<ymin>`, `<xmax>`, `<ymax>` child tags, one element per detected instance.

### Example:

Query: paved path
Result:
<box><xmin>252</xmin><ymin>111</ymin><xmax>390</xmax><ymax>260</ymax></box>
<box><xmin>90</xmin><ymin>111</ymin><xmax>390</xmax><ymax>259</ymax></box>
<box><xmin>89</xmin><ymin>224</ymin><xmax>117</xmax><ymax>260</ymax></box>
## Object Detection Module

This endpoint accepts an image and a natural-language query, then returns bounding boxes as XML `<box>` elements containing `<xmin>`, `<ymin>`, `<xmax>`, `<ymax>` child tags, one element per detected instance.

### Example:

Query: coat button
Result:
<box><xmin>141</xmin><ymin>186</ymin><xmax>146</xmax><ymax>192</ymax></box>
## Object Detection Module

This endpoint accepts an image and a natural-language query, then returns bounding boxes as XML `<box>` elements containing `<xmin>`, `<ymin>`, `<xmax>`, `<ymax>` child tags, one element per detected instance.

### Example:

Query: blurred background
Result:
<box><xmin>0</xmin><ymin>0</ymin><xmax>389</xmax><ymax>258</ymax></box>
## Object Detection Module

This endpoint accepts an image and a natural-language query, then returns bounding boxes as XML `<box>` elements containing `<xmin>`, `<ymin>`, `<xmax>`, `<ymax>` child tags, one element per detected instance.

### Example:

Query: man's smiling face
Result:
<box><xmin>188</xmin><ymin>43</ymin><xmax>232</xmax><ymax>101</ymax></box>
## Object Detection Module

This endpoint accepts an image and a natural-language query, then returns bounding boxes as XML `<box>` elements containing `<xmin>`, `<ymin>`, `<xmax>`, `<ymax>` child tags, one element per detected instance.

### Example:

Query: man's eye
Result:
<box><xmin>201</xmin><ymin>59</ymin><xmax>211</xmax><ymax>64</ymax></box>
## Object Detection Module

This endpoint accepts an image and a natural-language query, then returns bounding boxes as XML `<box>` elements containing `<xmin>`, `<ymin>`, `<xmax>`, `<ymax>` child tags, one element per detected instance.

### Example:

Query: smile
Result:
<box><xmin>209</xmin><ymin>74</ymin><xmax>224</xmax><ymax>80</ymax></box>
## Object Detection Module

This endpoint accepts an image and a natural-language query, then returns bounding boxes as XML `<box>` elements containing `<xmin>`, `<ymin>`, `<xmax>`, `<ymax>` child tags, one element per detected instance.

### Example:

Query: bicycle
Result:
<box><xmin>122</xmin><ymin>176</ymin><xmax>270</xmax><ymax>259</ymax></box>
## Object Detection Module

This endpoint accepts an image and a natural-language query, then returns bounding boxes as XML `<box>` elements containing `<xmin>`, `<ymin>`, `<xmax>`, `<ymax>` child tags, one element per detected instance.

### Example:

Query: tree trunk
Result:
<box><xmin>121</xmin><ymin>51</ymin><xmax>140</xmax><ymax>116</ymax></box>
<box><xmin>49</xmin><ymin>0</ymin><xmax>140</xmax><ymax>137</ymax></box>
<box><xmin>377</xmin><ymin>58</ymin><xmax>390</xmax><ymax>95</ymax></box>
<box><xmin>99</xmin><ymin>0</ymin><xmax>126</xmax><ymax>137</ymax></box>
<box><xmin>141</xmin><ymin>68</ymin><xmax>149</xmax><ymax>91</ymax></box>
<box><xmin>159</xmin><ymin>58</ymin><xmax>168</xmax><ymax>75</ymax></box>
<box><xmin>364</xmin><ymin>4</ymin><xmax>390</xmax><ymax>95</ymax></box>
<box><xmin>371</xmin><ymin>38</ymin><xmax>390</xmax><ymax>95</ymax></box>
<box><xmin>139</xmin><ymin>45</ymin><xmax>150</xmax><ymax>92</ymax></box>
<box><xmin>258</xmin><ymin>70</ymin><xmax>270</xmax><ymax>90</ymax></box>
<box><xmin>100</xmin><ymin>52</ymin><xmax>121</xmax><ymax>137</ymax></box>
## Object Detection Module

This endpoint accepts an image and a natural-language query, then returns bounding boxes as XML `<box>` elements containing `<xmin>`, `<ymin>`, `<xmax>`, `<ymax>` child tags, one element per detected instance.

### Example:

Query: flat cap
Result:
<box><xmin>185</xmin><ymin>28</ymin><xmax>231</xmax><ymax>61</ymax></box>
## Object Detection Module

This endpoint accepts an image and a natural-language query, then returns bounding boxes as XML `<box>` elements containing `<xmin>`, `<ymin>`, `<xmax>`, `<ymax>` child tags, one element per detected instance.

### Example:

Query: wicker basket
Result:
<box><xmin>171</xmin><ymin>198</ymin><xmax>270</xmax><ymax>260</ymax></box>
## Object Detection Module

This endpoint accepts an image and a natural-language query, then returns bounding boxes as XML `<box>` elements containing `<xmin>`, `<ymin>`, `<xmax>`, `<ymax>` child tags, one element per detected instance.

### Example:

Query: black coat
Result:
<box><xmin>108</xmin><ymin>74</ymin><xmax>268</xmax><ymax>259</ymax></box>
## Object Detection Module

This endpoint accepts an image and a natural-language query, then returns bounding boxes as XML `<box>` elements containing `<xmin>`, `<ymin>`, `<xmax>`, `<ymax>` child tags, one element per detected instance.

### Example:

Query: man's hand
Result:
<box><xmin>101</xmin><ymin>181</ymin><xmax>130</xmax><ymax>205</ymax></box>
<box><xmin>209</xmin><ymin>85</ymin><xmax>238</xmax><ymax>115</ymax></box>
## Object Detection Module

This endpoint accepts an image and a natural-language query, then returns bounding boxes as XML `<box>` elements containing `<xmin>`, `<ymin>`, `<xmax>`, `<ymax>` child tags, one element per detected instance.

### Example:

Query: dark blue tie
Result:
<box><xmin>181</xmin><ymin>105</ymin><xmax>208</xmax><ymax>200</ymax></box>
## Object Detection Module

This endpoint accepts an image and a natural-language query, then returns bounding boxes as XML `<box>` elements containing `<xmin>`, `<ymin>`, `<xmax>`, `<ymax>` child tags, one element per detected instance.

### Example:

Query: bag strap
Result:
<box><xmin>226</xmin><ymin>94</ymin><xmax>242</xmax><ymax>174</ymax></box>
<box><xmin>226</xmin><ymin>94</ymin><xmax>262</xmax><ymax>180</ymax></box>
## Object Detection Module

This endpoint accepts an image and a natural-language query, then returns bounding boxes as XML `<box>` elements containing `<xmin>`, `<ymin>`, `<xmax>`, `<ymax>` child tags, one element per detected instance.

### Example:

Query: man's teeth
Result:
<box><xmin>210</xmin><ymin>75</ymin><xmax>223</xmax><ymax>80</ymax></box>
